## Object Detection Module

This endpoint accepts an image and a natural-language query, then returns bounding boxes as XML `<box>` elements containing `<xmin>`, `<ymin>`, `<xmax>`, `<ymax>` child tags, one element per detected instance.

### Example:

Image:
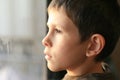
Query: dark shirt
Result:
<box><xmin>62</xmin><ymin>73</ymin><xmax>115</xmax><ymax>80</ymax></box>
<box><xmin>62</xmin><ymin>63</ymin><xmax>115</xmax><ymax>80</ymax></box>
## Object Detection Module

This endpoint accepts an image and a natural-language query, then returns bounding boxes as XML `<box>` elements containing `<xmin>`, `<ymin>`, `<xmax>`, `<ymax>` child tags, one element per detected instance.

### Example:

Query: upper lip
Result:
<box><xmin>44</xmin><ymin>50</ymin><xmax>51</xmax><ymax>57</ymax></box>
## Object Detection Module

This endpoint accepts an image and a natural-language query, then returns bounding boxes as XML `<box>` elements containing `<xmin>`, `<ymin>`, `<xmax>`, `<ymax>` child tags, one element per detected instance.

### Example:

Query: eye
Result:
<box><xmin>55</xmin><ymin>28</ymin><xmax>62</xmax><ymax>33</ymax></box>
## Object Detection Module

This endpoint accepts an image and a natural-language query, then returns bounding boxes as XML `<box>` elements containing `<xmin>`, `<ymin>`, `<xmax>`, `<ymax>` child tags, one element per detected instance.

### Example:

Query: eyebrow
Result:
<box><xmin>47</xmin><ymin>21</ymin><xmax>66</xmax><ymax>31</ymax></box>
<box><xmin>47</xmin><ymin>22</ymin><xmax>56</xmax><ymax>29</ymax></box>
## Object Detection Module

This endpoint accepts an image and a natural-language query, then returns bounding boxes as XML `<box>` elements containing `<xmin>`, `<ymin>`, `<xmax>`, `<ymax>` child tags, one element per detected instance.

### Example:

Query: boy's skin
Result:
<box><xmin>42</xmin><ymin>7</ymin><xmax>105</xmax><ymax>76</ymax></box>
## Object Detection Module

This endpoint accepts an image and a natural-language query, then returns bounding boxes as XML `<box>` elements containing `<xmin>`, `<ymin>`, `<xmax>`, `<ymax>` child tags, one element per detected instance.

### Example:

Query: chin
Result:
<box><xmin>48</xmin><ymin>67</ymin><xmax>61</xmax><ymax>72</ymax></box>
<box><xmin>47</xmin><ymin>62</ymin><xmax>65</xmax><ymax>72</ymax></box>
<box><xmin>48</xmin><ymin>65</ymin><xmax>64</xmax><ymax>72</ymax></box>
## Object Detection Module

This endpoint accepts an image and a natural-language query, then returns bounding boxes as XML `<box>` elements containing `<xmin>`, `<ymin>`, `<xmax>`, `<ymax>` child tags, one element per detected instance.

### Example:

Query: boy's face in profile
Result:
<box><xmin>42</xmin><ymin>7</ymin><xmax>89</xmax><ymax>72</ymax></box>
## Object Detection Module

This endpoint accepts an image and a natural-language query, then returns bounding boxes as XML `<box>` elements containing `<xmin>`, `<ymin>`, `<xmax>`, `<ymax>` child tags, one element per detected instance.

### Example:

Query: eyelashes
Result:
<box><xmin>47</xmin><ymin>27</ymin><xmax>62</xmax><ymax>34</ymax></box>
<box><xmin>55</xmin><ymin>28</ymin><xmax>62</xmax><ymax>33</ymax></box>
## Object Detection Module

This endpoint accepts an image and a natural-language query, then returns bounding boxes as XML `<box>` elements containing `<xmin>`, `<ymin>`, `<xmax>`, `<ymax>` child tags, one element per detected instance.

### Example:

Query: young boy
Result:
<box><xmin>42</xmin><ymin>0</ymin><xmax>120</xmax><ymax>80</ymax></box>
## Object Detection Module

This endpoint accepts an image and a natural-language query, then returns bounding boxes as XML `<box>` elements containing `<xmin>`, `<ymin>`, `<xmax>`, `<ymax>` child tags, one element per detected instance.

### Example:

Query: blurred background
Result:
<box><xmin>0</xmin><ymin>0</ymin><xmax>47</xmax><ymax>80</ymax></box>
<box><xmin>0</xmin><ymin>0</ymin><xmax>120</xmax><ymax>80</ymax></box>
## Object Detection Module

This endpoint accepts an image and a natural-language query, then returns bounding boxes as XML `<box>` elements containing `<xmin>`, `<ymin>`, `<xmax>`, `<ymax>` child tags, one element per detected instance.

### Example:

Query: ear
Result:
<box><xmin>86</xmin><ymin>34</ymin><xmax>105</xmax><ymax>57</ymax></box>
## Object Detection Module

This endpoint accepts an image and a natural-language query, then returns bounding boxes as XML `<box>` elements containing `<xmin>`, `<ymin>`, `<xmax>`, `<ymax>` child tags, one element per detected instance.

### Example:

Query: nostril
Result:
<box><xmin>42</xmin><ymin>36</ymin><xmax>52</xmax><ymax>47</ymax></box>
<box><xmin>43</xmin><ymin>41</ymin><xmax>48</xmax><ymax>46</ymax></box>
<box><xmin>42</xmin><ymin>38</ymin><xmax>47</xmax><ymax>46</ymax></box>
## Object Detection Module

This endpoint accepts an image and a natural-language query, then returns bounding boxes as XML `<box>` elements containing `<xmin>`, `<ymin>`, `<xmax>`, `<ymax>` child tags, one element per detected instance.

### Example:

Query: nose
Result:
<box><xmin>42</xmin><ymin>34</ymin><xmax>52</xmax><ymax>47</ymax></box>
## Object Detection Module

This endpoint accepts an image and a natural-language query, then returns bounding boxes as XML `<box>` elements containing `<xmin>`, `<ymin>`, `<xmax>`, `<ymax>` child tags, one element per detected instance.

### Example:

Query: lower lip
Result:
<box><xmin>45</xmin><ymin>55</ymin><xmax>52</xmax><ymax>60</ymax></box>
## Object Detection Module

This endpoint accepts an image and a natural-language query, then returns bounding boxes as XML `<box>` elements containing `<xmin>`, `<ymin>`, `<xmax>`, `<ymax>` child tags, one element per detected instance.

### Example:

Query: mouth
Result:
<box><xmin>44</xmin><ymin>50</ymin><xmax>52</xmax><ymax>60</ymax></box>
<box><xmin>45</xmin><ymin>54</ymin><xmax>52</xmax><ymax>60</ymax></box>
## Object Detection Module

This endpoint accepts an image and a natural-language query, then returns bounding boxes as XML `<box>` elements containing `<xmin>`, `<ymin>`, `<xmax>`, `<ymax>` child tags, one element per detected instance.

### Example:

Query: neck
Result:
<box><xmin>66</xmin><ymin>60</ymin><xmax>103</xmax><ymax>76</ymax></box>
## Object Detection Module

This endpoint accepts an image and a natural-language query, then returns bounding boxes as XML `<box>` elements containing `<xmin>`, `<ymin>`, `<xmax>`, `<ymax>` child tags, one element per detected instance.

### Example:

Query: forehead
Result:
<box><xmin>47</xmin><ymin>7</ymin><xmax>76</xmax><ymax>29</ymax></box>
<box><xmin>48</xmin><ymin>7</ymin><xmax>67</xmax><ymax>23</ymax></box>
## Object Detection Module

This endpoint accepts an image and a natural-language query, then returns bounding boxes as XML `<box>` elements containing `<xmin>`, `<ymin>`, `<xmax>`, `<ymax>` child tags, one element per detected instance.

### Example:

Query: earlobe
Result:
<box><xmin>86</xmin><ymin>34</ymin><xmax>105</xmax><ymax>57</ymax></box>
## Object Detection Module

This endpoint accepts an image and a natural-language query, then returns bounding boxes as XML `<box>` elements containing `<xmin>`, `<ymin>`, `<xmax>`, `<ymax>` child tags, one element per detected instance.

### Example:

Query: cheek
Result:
<box><xmin>51</xmin><ymin>40</ymin><xmax>74</xmax><ymax>64</ymax></box>
<box><xmin>52</xmin><ymin>44</ymin><xmax>87</xmax><ymax>70</ymax></box>
<box><xmin>52</xmin><ymin>32</ymin><xmax>86</xmax><ymax>61</ymax></box>
<box><xmin>52</xmin><ymin>35</ymin><xmax>80</xmax><ymax>59</ymax></box>
<box><xmin>53</xmin><ymin>39</ymin><xmax>86</xmax><ymax>65</ymax></box>
<box><xmin>49</xmin><ymin>35</ymin><xmax>88</xmax><ymax>70</ymax></box>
